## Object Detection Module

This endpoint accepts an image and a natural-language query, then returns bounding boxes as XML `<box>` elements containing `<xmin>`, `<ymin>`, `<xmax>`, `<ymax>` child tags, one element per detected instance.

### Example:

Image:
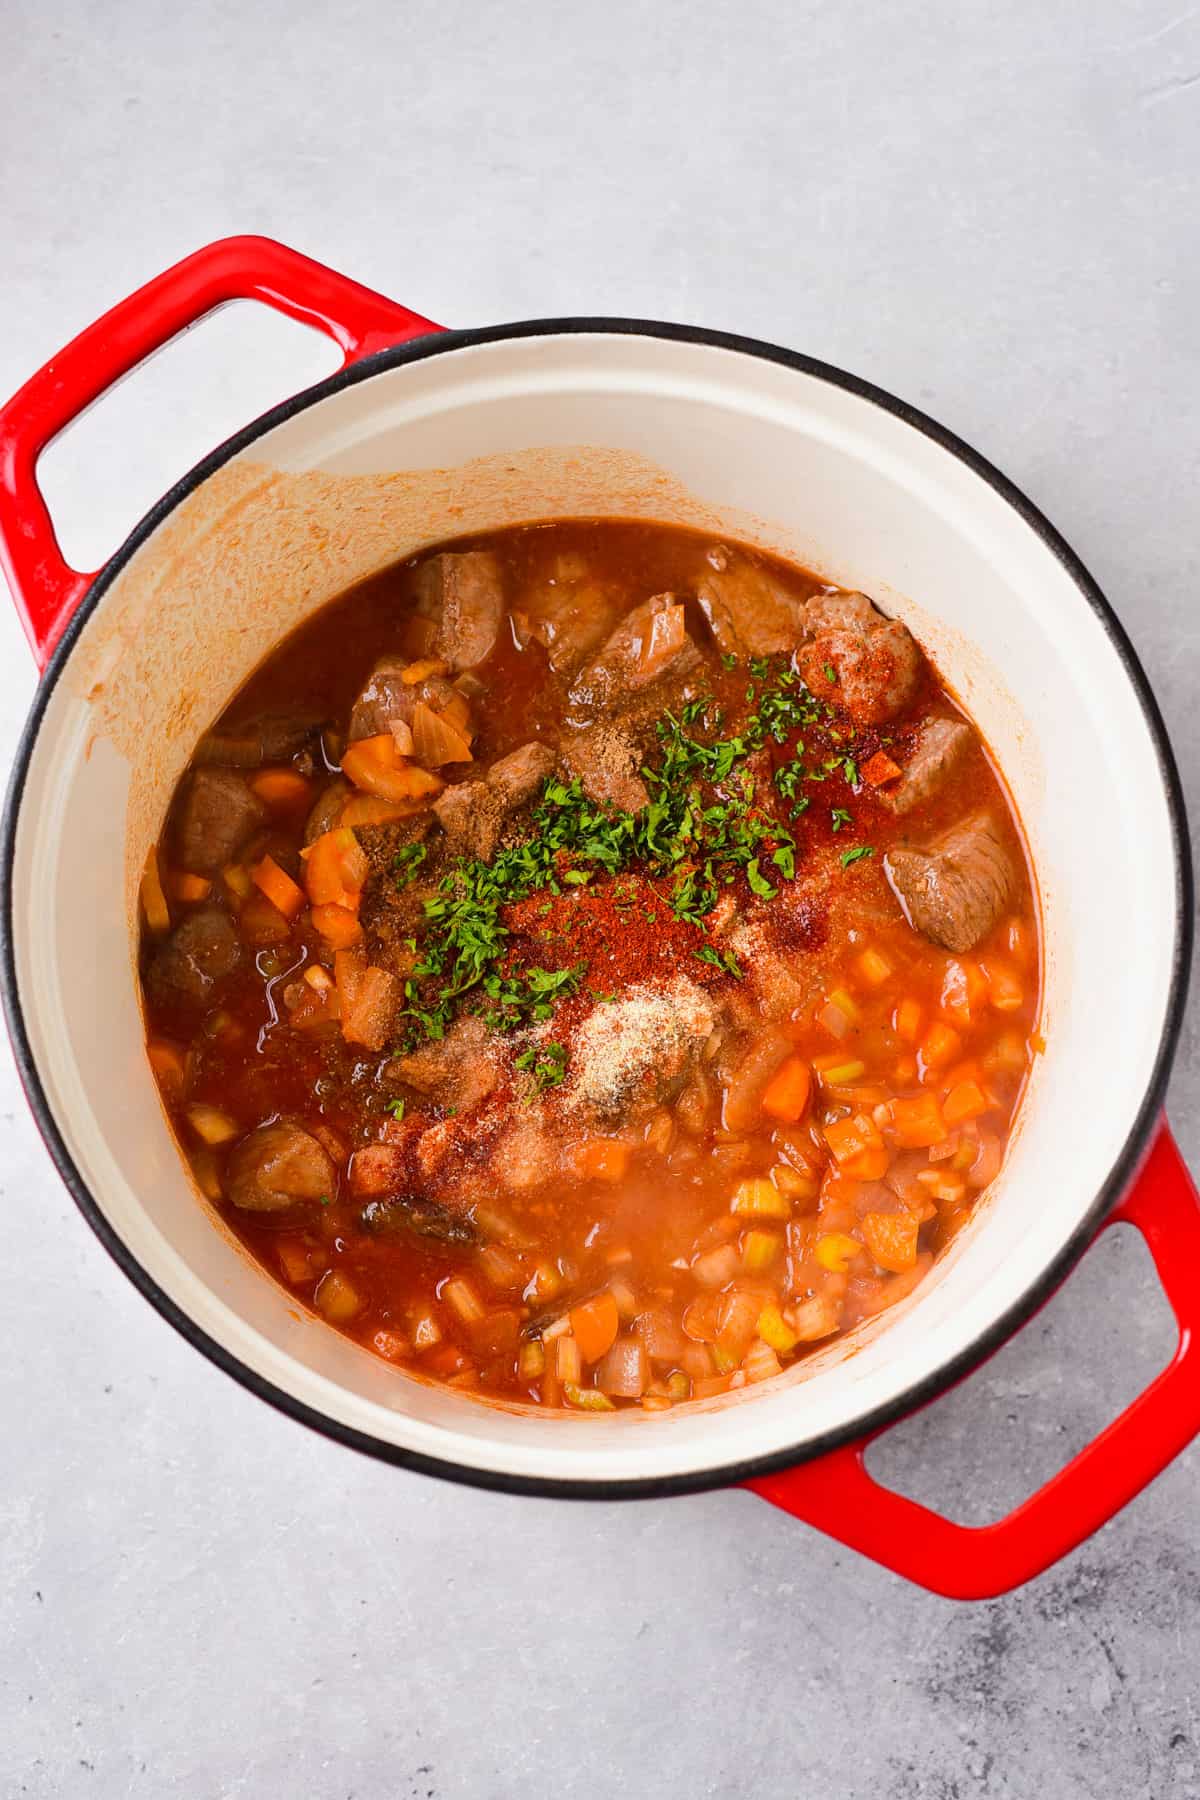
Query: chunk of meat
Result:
<box><xmin>391</xmin><ymin>1017</ymin><xmax>500</xmax><ymax>1112</ymax></box>
<box><xmin>799</xmin><ymin>593</ymin><xmax>923</xmax><ymax>725</ymax></box>
<box><xmin>304</xmin><ymin>777</ymin><xmax>351</xmax><ymax>844</ymax></box>
<box><xmin>567</xmin><ymin>977</ymin><xmax>719</xmax><ymax>1120</ymax></box>
<box><xmin>433</xmin><ymin>741</ymin><xmax>556</xmax><ymax>861</ymax></box>
<box><xmin>885</xmin><ymin>814</ymin><xmax>1015</xmax><ymax>952</ymax></box>
<box><xmin>226</xmin><ymin>1120</ymin><xmax>335</xmax><ymax>1213</ymax></box>
<box><xmin>876</xmin><ymin>718</ymin><xmax>973</xmax><ymax>816</ymax></box>
<box><xmin>195</xmin><ymin>711</ymin><xmax>323</xmax><ymax>768</ymax></box>
<box><xmin>173</xmin><ymin>768</ymin><xmax>267</xmax><ymax>874</ymax></box>
<box><xmin>413</xmin><ymin>551</ymin><xmax>505</xmax><ymax>671</ymax></box>
<box><xmin>359</xmin><ymin>1195</ymin><xmax>477</xmax><ymax>1244</ymax></box>
<box><xmin>695</xmin><ymin>546</ymin><xmax>809</xmax><ymax>657</ymax></box>
<box><xmin>567</xmin><ymin>593</ymin><xmax>702</xmax><ymax>720</ymax></box>
<box><xmin>561</xmin><ymin>722</ymin><xmax>649</xmax><ymax>813</ymax></box>
<box><xmin>512</xmin><ymin>566</ymin><xmax>622</xmax><ymax>676</ymax></box>
<box><xmin>145</xmin><ymin>907</ymin><xmax>242</xmax><ymax>1007</ymax></box>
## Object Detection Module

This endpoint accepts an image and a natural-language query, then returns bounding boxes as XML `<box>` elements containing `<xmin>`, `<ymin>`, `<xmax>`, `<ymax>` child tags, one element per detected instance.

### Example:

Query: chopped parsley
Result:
<box><xmin>693</xmin><ymin>943</ymin><xmax>744</xmax><ymax>979</ymax></box>
<box><xmin>840</xmin><ymin>844</ymin><xmax>876</xmax><ymax>868</ymax></box>
<box><xmin>831</xmin><ymin>807</ymin><xmax>853</xmax><ymax>833</ymax></box>
<box><xmin>393</xmin><ymin>843</ymin><xmax>428</xmax><ymax>888</ymax></box>
<box><xmin>515</xmin><ymin>1041</ymin><xmax>569</xmax><ymax>1092</ymax></box>
<box><xmin>823</xmin><ymin>662</ymin><xmax>838</xmax><ymax>683</ymax></box>
<box><xmin>385</xmin><ymin>1098</ymin><xmax>407</xmax><ymax>1120</ymax></box>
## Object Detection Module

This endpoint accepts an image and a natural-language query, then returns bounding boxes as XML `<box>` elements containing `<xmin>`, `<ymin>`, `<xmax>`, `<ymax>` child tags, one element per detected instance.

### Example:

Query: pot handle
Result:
<box><xmin>745</xmin><ymin>1116</ymin><xmax>1200</xmax><ymax>1600</ymax></box>
<box><xmin>0</xmin><ymin>235</ymin><xmax>441</xmax><ymax>669</ymax></box>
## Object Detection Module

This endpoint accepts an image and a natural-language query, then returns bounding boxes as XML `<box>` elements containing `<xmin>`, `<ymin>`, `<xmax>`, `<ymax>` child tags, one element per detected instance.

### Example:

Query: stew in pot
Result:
<box><xmin>139</xmin><ymin>521</ymin><xmax>1040</xmax><ymax>1411</ymax></box>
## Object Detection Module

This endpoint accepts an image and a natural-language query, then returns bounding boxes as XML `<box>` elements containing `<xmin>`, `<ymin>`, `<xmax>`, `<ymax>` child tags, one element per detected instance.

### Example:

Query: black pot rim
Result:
<box><xmin>0</xmin><ymin>316</ymin><xmax>1192</xmax><ymax>1503</ymax></box>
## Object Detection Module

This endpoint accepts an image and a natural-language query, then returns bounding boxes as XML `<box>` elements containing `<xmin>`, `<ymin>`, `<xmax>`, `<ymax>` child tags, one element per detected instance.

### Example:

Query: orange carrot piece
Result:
<box><xmin>861</xmin><ymin>749</ymin><xmax>904</xmax><ymax>787</ymax></box>
<box><xmin>342</xmin><ymin>734</ymin><xmax>445</xmax><ymax>803</ymax></box>
<box><xmin>140</xmin><ymin>847</ymin><xmax>170</xmax><ymax>934</ymax></box>
<box><xmin>168</xmin><ymin>870</ymin><xmax>212</xmax><ymax>903</ymax></box>
<box><xmin>863</xmin><ymin>1210</ymin><xmax>919</xmax><ymax>1273</ymax></box>
<box><xmin>338</xmin><ymin>795</ymin><xmax>428</xmax><ymax>829</ymax></box>
<box><xmin>890</xmin><ymin>1093</ymin><xmax>948</xmax><ymax>1148</ymax></box>
<box><xmin>983</xmin><ymin>959</ymin><xmax>1025</xmax><ymax>1012</ymax></box>
<box><xmin>400</xmin><ymin>657</ymin><xmax>450</xmax><ymax>684</ymax></box>
<box><xmin>251</xmin><ymin>854</ymin><xmax>306</xmax><ymax>921</ymax></box>
<box><xmin>311</xmin><ymin>902</ymin><xmax>364</xmax><ymax>948</ymax></box>
<box><xmin>921</xmin><ymin>1021</ymin><xmax>963</xmax><ymax>1068</ymax></box>
<box><xmin>944</xmin><ymin>1079</ymin><xmax>990</xmax><ymax>1125</ymax></box>
<box><xmin>250</xmin><ymin>767</ymin><xmax>312</xmax><ymax>810</ymax></box>
<box><xmin>302</xmin><ymin>828</ymin><xmax>368</xmax><ymax>910</ymax></box>
<box><xmin>573</xmin><ymin>1139</ymin><xmax>632</xmax><ymax>1183</ymax></box>
<box><xmin>570</xmin><ymin>1292</ymin><xmax>620</xmax><ymax>1365</ymax></box>
<box><xmin>761</xmin><ymin>1056</ymin><xmax>812</xmax><ymax>1123</ymax></box>
<box><xmin>894</xmin><ymin>998</ymin><xmax>922</xmax><ymax>1043</ymax></box>
<box><xmin>824</xmin><ymin>1112</ymin><xmax>885</xmax><ymax>1170</ymax></box>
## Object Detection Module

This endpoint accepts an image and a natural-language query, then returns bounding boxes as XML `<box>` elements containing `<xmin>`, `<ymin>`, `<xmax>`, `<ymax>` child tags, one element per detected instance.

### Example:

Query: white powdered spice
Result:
<box><xmin>568</xmin><ymin>976</ymin><xmax>716</xmax><ymax>1116</ymax></box>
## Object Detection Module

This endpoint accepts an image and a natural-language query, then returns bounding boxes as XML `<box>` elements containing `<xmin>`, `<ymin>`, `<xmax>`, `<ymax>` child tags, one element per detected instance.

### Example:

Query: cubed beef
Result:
<box><xmin>695</xmin><ymin>546</ymin><xmax>809</xmax><ymax>657</ymax></box>
<box><xmin>885</xmin><ymin>814</ymin><xmax>1015</xmax><ymax>952</ymax></box>
<box><xmin>567</xmin><ymin>593</ymin><xmax>702</xmax><ymax>720</ymax></box>
<box><xmin>391</xmin><ymin>1016</ymin><xmax>500</xmax><ymax>1111</ymax></box>
<box><xmin>433</xmin><ymin>741</ymin><xmax>556</xmax><ymax>861</ymax></box>
<box><xmin>877</xmin><ymin>718</ymin><xmax>973</xmax><ymax>816</ymax></box>
<box><xmin>561</xmin><ymin>722</ymin><xmax>649</xmax><ymax>813</ymax></box>
<box><xmin>414</xmin><ymin>551</ymin><xmax>505</xmax><ymax>671</ymax></box>
<box><xmin>145</xmin><ymin>907</ymin><xmax>243</xmax><ymax>1008</ymax></box>
<box><xmin>226</xmin><ymin>1120</ymin><xmax>335</xmax><ymax>1213</ymax></box>
<box><xmin>173</xmin><ymin>768</ymin><xmax>267</xmax><ymax>875</ymax></box>
<box><xmin>347</xmin><ymin>658</ymin><xmax>471</xmax><ymax>745</ymax></box>
<box><xmin>799</xmin><ymin>594</ymin><xmax>923</xmax><ymax>725</ymax></box>
<box><xmin>511</xmin><ymin>567</ymin><xmax>622</xmax><ymax>676</ymax></box>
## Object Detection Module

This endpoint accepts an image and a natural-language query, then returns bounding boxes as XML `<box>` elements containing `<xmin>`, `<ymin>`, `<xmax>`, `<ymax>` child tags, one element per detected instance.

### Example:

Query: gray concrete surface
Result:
<box><xmin>2</xmin><ymin>2</ymin><xmax>1199</xmax><ymax>1794</ymax></box>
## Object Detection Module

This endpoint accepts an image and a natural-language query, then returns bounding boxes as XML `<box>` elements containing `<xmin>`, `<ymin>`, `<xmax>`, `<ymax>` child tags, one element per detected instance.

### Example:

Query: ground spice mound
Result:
<box><xmin>503</xmin><ymin>872</ymin><xmax>725</xmax><ymax>994</ymax></box>
<box><xmin>565</xmin><ymin>975</ymin><xmax>717</xmax><ymax>1116</ymax></box>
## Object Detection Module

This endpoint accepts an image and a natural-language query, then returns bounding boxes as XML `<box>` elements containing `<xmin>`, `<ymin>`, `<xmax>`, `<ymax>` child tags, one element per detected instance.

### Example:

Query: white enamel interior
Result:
<box><xmin>8</xmin><ymin>330</ymin><xmax>1181</xmax><ymax>1485</ymax></box>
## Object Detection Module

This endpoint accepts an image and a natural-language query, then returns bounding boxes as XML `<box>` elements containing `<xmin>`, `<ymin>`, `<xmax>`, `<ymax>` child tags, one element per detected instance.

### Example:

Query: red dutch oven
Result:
<box><xmin>1</xmin><ymin>237</ymin><xmax>1195</xmax><ymax>1600</ymax></box>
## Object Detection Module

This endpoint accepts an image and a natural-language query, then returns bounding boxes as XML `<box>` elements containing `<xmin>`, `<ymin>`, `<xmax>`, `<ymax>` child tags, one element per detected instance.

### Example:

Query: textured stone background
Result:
<box><xmin>1</xmin><ymin>2</ymin><xmax>1198</xmax><ymax>1794</ymax></box>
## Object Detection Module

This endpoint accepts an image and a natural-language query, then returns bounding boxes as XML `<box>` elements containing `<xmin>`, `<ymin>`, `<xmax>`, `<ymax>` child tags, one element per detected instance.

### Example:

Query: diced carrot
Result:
<box><xmin>302</xmin><ymin>828</ymin><xmax>368</xmax><ymax>910</ymax></box>
<box><xmin>223</xmin><ymin>862</ymin><xmax>252</xmax><ymax>900</ymax></box>
<box><xmin>730</xmin><ymin>1177</ymin><xmax>791</xmax><ymax>1219</ymax></box>
<box><xmin>334</xmin><ymin>952</ymin><xmax>396</xmax><ymax>1050</ymax></box>
<box><xmin>983</xmin><ymin>959</ymin><xmax>1025</xmax><ymax>1012</ymax></box>
<box><xmin>167</xmin><ymin>870</ymin><xmax>212</xmax><ymax>903</ymax></box>
<box><xmin>921</xmin><ymin>1021</ymin><xmax>963</xmax><ymax>1069</ymax></box>
<box><xmin>140</xmin><ymin>846</ymin><xmax>170</xmax><ymax>934</ymax></box>
<box><xmin>861</xmin><ymin>749</ymin><xmax>904</xmax><ymax>787</ymax></box>
<box><xmin>310</xmin><ymin>902</ymin><xmax>363</xmax><ymax>949</ymax></box>
<box><xmin>399</xmin><ymin>657</ymin><xmax>450</xmax><ymax>684</ymax></box>
<box><xmin>894</xmin><ymin>998</ymin><xmax>922</xmax><ymax>1043</ymax></box>
<box><xmin>573</xmin><ymin>1139</ymin><xmax>631</xmax><ymax>1183</ymax></box>
<box><xmin>147</xmin><ymin>1038</ymin><xmax>187</xmax><ymax>1096</ymax></box>
<box><xmin>944</xmin><ymin>1079</ymin><xmax>990</xmax><ymax>1125</ymax></box>
<box><xmin>824</xmin><ymin>1112</ymin><xmax>884</xmax><ymax>1168</ymax></box>
<box><xmin>277</xmin><ymin>1239</ymin><xmax>315</xmax><ymax>1285</ymax></box>
<box><xmin>889</xmin><ymin>1093</ymin><xmax>948</xmax><ymax>1148</ymax></box>
<box><xmin>761</xmin><ymin>1056</ymin><xmax>812</xmax><ymax>1123</ymax></box>
<box><xmin>250</xmin><ymin>767</ymin><xmax>312</xmax><ymax>810</ymax></box>
<box><xmin>863</xmin><ymin>1210</ymin><xmax>919</xmax><ymax>1273</ymax></box>
<box><xmin>342</xmin><ymin>733</ymin><xmax>445</xmax><ymax>803</ymax></box>
<box><xmin>815</xmin><ymin>1232</ymin><xmax>863</xmax><ymax>1272</ymax></box>
<box><xmin>251</xmin><ymin>854</ymin><xmax>306</xmax><ymax>921</ymax></box>
<box><xmin>571</xmin><ymin>1292</ymin><xmax>620</xmax><ymax>1364</ymax></box>
<box><xmin>858</xmin><ymin>947</ymin><xmax>893</xmax><ymax>987</ymax></box>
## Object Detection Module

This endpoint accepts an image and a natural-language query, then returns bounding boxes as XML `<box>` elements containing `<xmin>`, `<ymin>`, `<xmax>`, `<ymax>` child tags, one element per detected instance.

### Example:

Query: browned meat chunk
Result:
<box><xmin>226</xmin><ymin>1120</ymin><xmax>335</xmax><ymax>1213</ymax></box>
<box><xmin>799</xmin><ymin>593</ymin><xmax>923</xmax><ymax>725</ymax></box>
<box><xmin>695</xmin><ymin>547</ymin><xmax>809</xmax><ymax>657</ymax></box>
<box><xmin>567</xmin><ymin>593</ymin><xmax>702</xmax><ymax>721</ymax></box>
<box><xmin>414</xmin><ymin>551</ymin><xmax>505</xmax><ymax>671</ymax></box>
<box><xmin>885</xmin><ymin>814</ymin><xmax>1015</xmax><ymax>952</ymax></box>
<box><xmin>304</xmin><ymin>777</ymin><xmax>351</xmax><ymax>843</ymax></box>
<box><xmin>391</xmin><ymin>1017</ymin><xmax>500</xmax><ymax>1112</ymax></box>
<box><xmin>145</xmin><ymin>907</ymin><xmax>242</xmax><ymax>1007</ymax></box>
<box><xmin>561</xmin><ymin>722</ymin><xmax>649</xmax><ymax>813</ymax></box>
<box><xmin>433</xmin><ymin>741</ymin><xmax>556</xmax><ymax>861</ymax></box>
<box><xmin>173</xmin><ymin>769</ymin><xmax>267</xmax><ymax>875</ymax></box>
<box><xmin>346</xmin><ymin>658</ymin><xmax>467</xmax><ymax>744</ymax></box>
<box><xmin>359</xmin><ymin>1195</ymin><xmax>476</xmax><ymax>1244</ymax></box>
<box><xmin>195</xmin><ymin>711</ymin><xmax>323</xmax><ymax>768</ymax></box>
<box><xmin>512</xmin><ymin>559</ymin><xmax>622</xmax><ymax>676</ymax></box>
<box><xmin>877</xmin><ymin>718</ymin><xmax>973</xmax><ymax>816</ymax></box>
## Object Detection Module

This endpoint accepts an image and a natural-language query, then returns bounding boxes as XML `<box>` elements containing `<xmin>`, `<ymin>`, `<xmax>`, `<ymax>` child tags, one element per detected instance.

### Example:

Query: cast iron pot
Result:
<box><xmin>1</xmin><ymin>237</ymin><xmax>1195</xmax><ymax>1600</ymax></box>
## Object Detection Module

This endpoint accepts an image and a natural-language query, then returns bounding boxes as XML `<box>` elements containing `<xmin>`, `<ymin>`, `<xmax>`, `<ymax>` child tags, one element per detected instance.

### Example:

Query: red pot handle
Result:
<box><xmin>745</xmin><ymin>1117</ymin><xmax>1200</xmax><ymax>1600</ymax></box>
<box><xmin>0</xmin><ymin>234</ymin><xmax>441</xmax><ymax>669</ymax></box>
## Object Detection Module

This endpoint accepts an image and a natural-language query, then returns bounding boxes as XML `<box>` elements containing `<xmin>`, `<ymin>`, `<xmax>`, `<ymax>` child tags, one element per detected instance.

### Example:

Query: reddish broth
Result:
<box><xmin>139</xmin><ymin>521</ymin><xmax>1040</xmax><ymax>1412</ymax></box>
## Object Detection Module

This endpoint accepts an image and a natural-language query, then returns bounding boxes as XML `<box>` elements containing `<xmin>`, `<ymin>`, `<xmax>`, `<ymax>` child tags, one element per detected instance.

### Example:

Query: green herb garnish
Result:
<box><xmin>515</xmin><ymin>1041</ymin><xmax>569</xmax><ymax>1092</ymax></box>
<box><xmin>840</xmin><ymin>845</ymin><xmax>876</xmax><ymax>868</ymax></box>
